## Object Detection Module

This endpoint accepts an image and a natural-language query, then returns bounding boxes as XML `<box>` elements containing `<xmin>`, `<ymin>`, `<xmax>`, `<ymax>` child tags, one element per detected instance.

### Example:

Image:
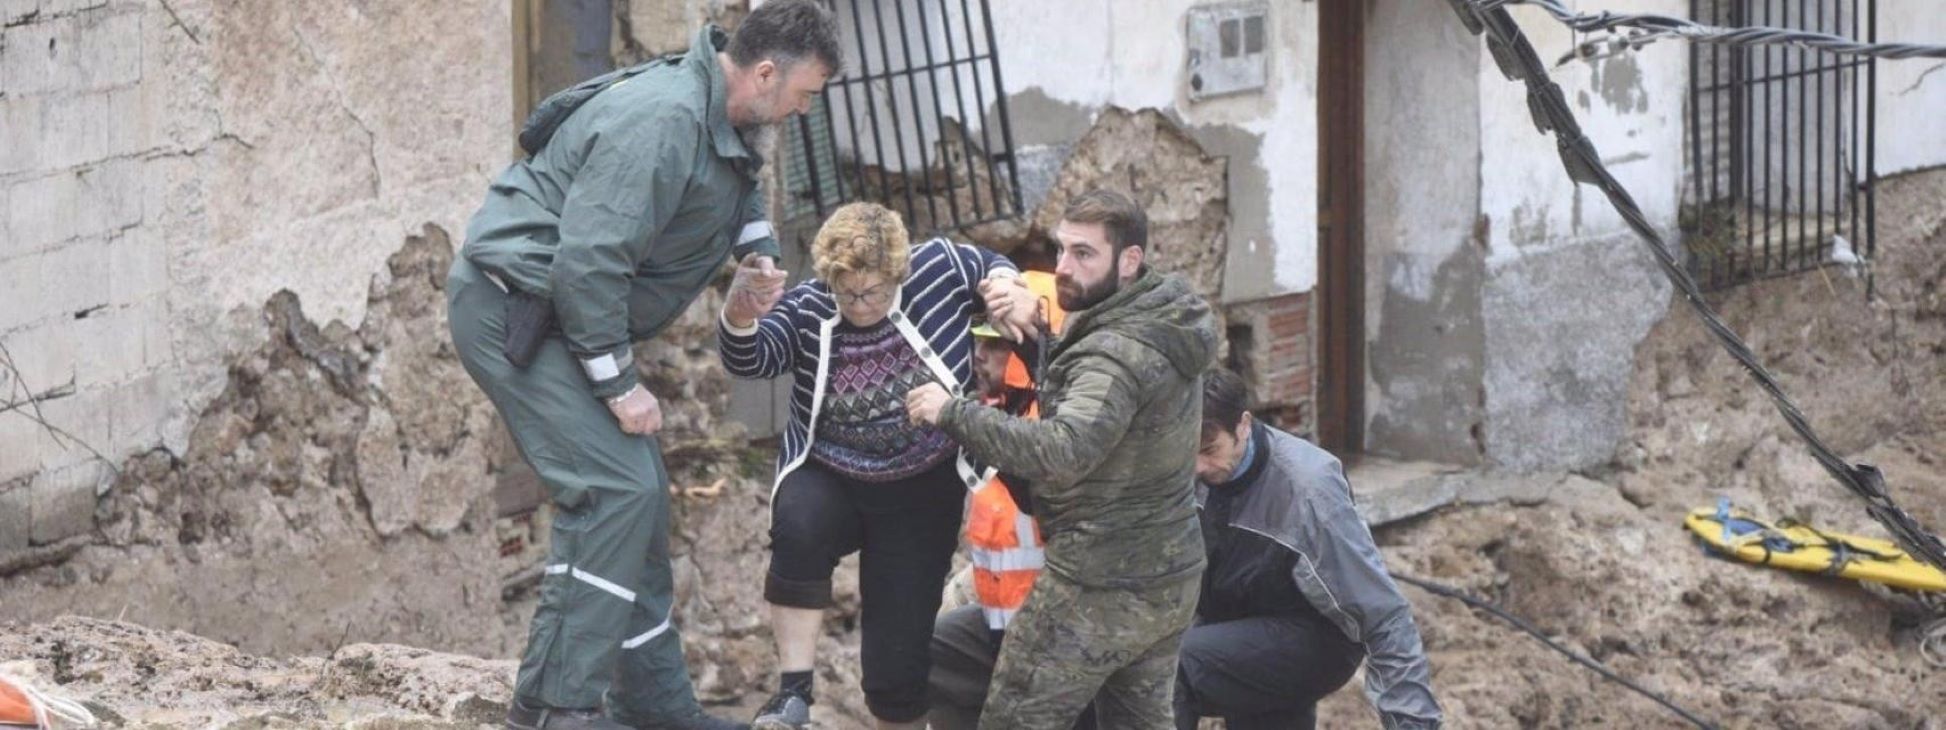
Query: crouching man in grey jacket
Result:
<box><xmin>1175</xmin><ymin>367</ymin><xmax>1441</xmax><ymax>729</ymax></box>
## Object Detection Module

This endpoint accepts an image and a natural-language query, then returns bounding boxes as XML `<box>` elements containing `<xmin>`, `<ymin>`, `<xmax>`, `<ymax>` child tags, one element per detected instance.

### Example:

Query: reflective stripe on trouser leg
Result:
<box><xmin>448</xmin><ymin>265</ymin><xmax>699</xmax><ymax>720</ymax></box>
<box><xmin>608</xmin><ymin>442</ymin><xmax>700</xmax><ymax>728</ymax></box>
<box><xmin>540</xmin><ymin>562</ymin><xmax>673</xmax><ymax>648</ymax></box>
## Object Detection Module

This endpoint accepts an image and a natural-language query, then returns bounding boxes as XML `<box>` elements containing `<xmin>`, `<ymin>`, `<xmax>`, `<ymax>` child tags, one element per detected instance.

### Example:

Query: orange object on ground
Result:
<box><xmin>1</xmin><ymin>674</ymin><xmax>39</xmax><ymax>727</ymax></box>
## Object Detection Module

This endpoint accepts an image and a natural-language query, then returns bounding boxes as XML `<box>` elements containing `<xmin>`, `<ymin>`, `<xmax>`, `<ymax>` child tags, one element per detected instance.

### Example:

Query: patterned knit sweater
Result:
<box><xmin>809</xmin><ymin>318</ymin><xmax>956</xmax><ymax>482</ymax></box>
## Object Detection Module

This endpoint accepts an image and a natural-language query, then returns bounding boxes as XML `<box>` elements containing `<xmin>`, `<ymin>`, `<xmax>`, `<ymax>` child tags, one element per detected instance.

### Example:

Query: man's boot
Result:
<box><xmin>643</xmin><ymin>711</ymin><xmax>751</xmax><ymax>730</ymax></box>
<box><xmin>505</xmin><ymin>701</ymin><xmax>631</xmax><ymax>730</ymax></box>
<box><xmin>749</xmin><ymin>689</ymin><xmax>812</xmax><ymax>730</ymax></box>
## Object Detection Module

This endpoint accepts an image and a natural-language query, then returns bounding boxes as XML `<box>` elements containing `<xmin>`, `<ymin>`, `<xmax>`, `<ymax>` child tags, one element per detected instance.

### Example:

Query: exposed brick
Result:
<box><xmin>0</xmin><ymin>9</ymin><xmax>142</xmax><ymax>97</ymax></box>
<box><xmin>28</xmin><ymin>461</ymin><xmax>102</xmax><ymax>545</ymax></box>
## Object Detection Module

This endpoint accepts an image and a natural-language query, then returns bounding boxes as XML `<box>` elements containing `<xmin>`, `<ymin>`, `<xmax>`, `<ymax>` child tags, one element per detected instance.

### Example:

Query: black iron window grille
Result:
<box><xmin>781</xmin><ymin>0</ymin><xmax>1023</xmax><ymax>235</ymax></box>
<box><xmin>1683</xmin><ymin>0</ymin><xmax>1877</xmax><ymax>291</ymax></box>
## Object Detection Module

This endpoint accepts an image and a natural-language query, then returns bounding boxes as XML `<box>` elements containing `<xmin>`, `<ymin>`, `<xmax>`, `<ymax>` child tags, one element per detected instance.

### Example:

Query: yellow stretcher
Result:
<box><xmin>1684</xmin><ymin>499</ymin><xmax>1946</xmax><ymax>593</ymax></box>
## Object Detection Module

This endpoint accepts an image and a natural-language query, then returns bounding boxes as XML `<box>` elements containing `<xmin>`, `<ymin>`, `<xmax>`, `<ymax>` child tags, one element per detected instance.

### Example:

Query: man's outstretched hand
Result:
<box><xmin>905</xmin><ymin>382</ymin><xmax>952</xmax><ymax>427</ymax></box>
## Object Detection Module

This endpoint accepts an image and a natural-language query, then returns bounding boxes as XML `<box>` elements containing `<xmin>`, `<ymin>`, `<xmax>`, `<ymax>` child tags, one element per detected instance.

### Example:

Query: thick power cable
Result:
<box><xmin>1394</xmin><ymin>573</ymin><xmax>1716</xmax><ymax>729</ymax></box>
<box><xmin>1490</xmin><ymin>0</ymin><xmax>1946</xmax><ymax>62</ymax></box>
<box><xmin>1441</xmin><ymin>0</ymin><xmax>1946</xmax><ymax>579</ymax></box>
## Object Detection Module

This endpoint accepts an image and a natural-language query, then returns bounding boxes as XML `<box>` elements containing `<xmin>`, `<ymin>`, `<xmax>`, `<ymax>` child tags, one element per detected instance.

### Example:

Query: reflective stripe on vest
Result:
<box><xmin>966</xmin><ymin>479</ymin><xmax>1044</xmax><ymax>630</ymax></box>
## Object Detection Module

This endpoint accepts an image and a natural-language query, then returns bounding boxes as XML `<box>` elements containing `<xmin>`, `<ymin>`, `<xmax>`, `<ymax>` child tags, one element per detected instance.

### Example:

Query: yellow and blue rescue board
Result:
<box><xmin>1685</xmin><ymin>499</ymin><xmax>1946</xmax><ymax>593</ymax></box>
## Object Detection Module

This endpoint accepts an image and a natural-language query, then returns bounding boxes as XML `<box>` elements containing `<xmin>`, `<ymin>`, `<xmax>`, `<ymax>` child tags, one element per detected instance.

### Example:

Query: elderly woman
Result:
<box><xmin>718</xmin><ymin>202</ymin><xmax>1035</xmax><ymax>730</ymax></box>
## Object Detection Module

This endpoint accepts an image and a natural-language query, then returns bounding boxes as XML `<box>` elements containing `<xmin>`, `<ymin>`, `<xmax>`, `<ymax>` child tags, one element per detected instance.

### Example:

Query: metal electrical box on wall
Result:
<box><xmin>1186</xmin><ymin>1</ymin><xmax>1270</xmax><ymax>100</ymax></box>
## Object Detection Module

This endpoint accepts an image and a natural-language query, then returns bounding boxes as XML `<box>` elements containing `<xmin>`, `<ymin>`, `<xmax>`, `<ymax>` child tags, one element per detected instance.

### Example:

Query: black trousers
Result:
<box><xmin>765</xmin><ymin>458</ymin><xmax>964</xmax><ymax>722</ymax></box>
<box><xmin>1173</xmin><ymin>613</ymin><xmax>1364</xmax><ymax>730</ymax></box>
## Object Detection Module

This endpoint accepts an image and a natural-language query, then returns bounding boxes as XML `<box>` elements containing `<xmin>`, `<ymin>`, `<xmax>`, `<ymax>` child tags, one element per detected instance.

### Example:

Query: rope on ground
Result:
<box><xmin>1923</xmin><ymin>616</ymin><xmax>1946</xmax><ymax>669</ymax></box>
<box><xmin>1484</xmin><ymin>0</ymin><xmax>1946</xmax><ymax>62</ymax></box>
<box><xmin>1393</xmin><ymin>573</ymin><xmax>1716</xmax><ymax>729</ymax></box>
<box><xmin>1440</xmin><ymin>0</ymin><xmax>1946</xmax><ymax>581</ymax></box>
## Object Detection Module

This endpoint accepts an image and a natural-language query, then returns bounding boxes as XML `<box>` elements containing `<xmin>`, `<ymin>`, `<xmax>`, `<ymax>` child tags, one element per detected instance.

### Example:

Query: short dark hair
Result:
<box><xmin>728</xmin><ymin>0</ymin><xmax>843</xmax><ymax>75</ymax></box>
<box><xmin>1061</xmin><ymin>188</ymin><xmax>1149</xmax><ymax>253</ymax></box>
<box><xmin>1201</xmin><ymin>367</ymin><xmax>1250</xmax><ymax>437</ymax></box>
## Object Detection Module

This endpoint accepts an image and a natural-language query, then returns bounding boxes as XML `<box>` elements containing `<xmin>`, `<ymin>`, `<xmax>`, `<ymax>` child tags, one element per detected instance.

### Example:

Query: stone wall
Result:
<box><xmin>0</xmin><ymin>0</ymin><xmax>508</xmax><ymax>563</ymax></box>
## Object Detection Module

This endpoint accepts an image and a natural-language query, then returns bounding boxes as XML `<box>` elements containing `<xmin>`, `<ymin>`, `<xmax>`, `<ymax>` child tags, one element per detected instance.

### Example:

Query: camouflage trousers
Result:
<box><xmin>978</xmin><ymin>570</ymin><xmax>1201</xmax><ymax>730</ymax></box>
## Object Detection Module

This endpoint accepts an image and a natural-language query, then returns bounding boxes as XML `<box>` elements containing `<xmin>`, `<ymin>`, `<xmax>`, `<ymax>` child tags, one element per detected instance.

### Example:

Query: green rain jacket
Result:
<box><xmin>462</xmin><ymin>26</ymin><xmax>779</xmax><ymax>400</ymax></box>
<box><xmin>939</xmin><ymin>267</ymin><xmax>1220</xmax><ymax>588</ymax></box>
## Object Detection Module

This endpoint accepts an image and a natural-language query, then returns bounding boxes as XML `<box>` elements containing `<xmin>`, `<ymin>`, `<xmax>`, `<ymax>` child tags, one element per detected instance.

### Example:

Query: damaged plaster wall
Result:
<box><xmin>1475</xmin><ymin>1</ymin><xmax>1684</xmax><ymax>470</ymax></box>
<box><xmin>614</xmin><ymin>0</ymin><xmax>746</xmax><ymax>61</ymax></box>
<box><xmin>1361</xmin><ymin>0</ymin><xmax>1487</xmax><ymax>466</ymax></box>
<box><xmin>0</xmin><ymin>227</ymin><xmax>524</xmax><ymax>657</ymax></box>
<box><xmin>0</xmin><ymin>1</ymin><xmax>510</xmax><ymax>547</ymax></box>
<box><xmin>981</xmin><ymin>0</ymin><xmax>1317</xmax><ymax>304</ymax></box>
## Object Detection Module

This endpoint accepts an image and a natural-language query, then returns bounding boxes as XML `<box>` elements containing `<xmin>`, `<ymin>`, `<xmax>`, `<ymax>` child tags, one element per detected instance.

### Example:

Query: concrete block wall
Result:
<box><xmin>2</xmin><ymin>2</ymin><xmax>176</xmax><ymax>550</ymax></box>
<box><xmin>1</xmin><ymin>0</ymin><xmax>511</xmax><ymax>549</ymax></box>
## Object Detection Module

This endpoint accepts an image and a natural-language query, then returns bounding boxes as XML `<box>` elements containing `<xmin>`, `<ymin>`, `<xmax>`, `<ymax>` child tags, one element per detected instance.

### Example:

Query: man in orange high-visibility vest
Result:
<box><xmin>963</xmin><ymin>319</ymin><xmax>1044</xmax><ymax>632</ymax></box>
<box><xmin>927</xmin><ymin>273</ymin><xmax>1098</xmax><ymax>730</ymax></box>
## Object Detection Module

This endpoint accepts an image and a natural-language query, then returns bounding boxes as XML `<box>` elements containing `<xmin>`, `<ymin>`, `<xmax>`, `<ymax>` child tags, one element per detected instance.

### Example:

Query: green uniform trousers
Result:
<box><xmin>979</xmin><ymin>571</ymin><xmax>1201</xmax><ymax>730</ymax></box>
<box><xmin>447</xmin><ymin>258</ymin><xmax>699</xmax><ymax>726</ymax></box>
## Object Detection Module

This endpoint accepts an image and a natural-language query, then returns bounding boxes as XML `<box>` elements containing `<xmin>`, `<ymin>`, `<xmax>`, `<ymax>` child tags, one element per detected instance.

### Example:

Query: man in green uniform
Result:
<box><xmin>906</xmin><ymin>189</ymin><xmax>1219</xmax><ymax>729</ymax></box>
<box><xmin>446</xmin><ymin>4</ymin><xmax>839</xmax><ymax>729</ymax></box>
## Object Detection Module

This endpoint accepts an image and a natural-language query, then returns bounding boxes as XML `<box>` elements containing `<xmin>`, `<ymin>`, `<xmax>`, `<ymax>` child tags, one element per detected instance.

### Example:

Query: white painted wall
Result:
<box><xmin>976</xmin><ymin>0</ymin><xmax>1318</xmax><ymax>299</ymax></box>
<box><xmin>1473</xmin><ymin>1</ymin><xmax>1689</xmax><ymax>470</ymax></box>
<box><xmin>1478</xmin><ymin>2</ymin><xmax>1689</xmax><ymax>262</ymax></box>
<box><xmin>1873</xmin><ymin>0</ymin><xmax>1946</xmax><ymax>175</ymax></box>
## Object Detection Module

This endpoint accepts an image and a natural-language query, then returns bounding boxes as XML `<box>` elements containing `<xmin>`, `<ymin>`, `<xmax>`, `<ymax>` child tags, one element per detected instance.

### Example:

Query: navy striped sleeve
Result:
<box><xmin>719</xmin><ymin>285</ymin><xmax>811</xmax><ymax>379</ymax></box>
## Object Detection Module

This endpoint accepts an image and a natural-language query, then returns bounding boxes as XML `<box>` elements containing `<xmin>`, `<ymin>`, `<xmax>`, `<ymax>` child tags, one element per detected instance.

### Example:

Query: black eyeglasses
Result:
<box><xmin>834</xmin><ymin>286</ymin><xmax>892</xmax><ymax>306</ymax></box>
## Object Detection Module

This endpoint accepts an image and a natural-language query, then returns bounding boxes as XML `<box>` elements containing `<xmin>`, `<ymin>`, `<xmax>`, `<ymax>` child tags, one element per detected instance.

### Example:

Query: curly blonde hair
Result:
<box><xmin>811</xmin><ymin>202</ymin><xmax>910</xmax><ymax>284</ymax></box>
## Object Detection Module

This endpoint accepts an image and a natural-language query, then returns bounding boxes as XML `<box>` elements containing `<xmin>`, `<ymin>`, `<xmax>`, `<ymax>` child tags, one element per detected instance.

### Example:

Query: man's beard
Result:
<box><xmin>1057</xmin><ymin>259</ymin><xmax>1122</xmax><ymax>311</ymax></box>
<box><xmin>738</xmin><ymin>122</ymin><xmax>780</xmax><ymax>153</ymax></box>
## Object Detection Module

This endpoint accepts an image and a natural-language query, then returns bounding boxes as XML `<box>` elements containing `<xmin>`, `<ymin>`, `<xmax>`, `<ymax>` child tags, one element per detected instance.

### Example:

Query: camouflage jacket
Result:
<box><xmin>939</xmin><ymin>267</ymin><xmax>1218</xmax><ymax>588</ymax></box>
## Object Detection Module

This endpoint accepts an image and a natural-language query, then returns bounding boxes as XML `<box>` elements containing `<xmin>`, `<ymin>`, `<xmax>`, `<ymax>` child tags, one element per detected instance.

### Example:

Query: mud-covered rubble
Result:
<box><xmin>1317</xmin><ymin>169</ymin><xmax>1946</xmax><ymax>729</ymax></box>
<box><xmin>858</xmin><ymin>107</ymin><xmax>1232</xmax><ymax>308</ymax></box>
<box><xmin>0</xmin><ymin>616</ymin><xmax>513</xmax><ymax>729</ymax></box>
